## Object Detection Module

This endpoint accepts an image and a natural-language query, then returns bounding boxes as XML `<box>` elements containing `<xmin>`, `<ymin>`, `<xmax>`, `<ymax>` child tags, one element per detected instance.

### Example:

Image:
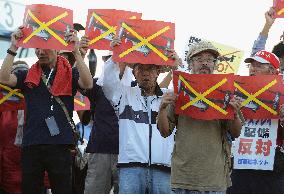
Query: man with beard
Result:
<box><xmin>0</xmin><ymin>26</ymin><xmax>93</xmax><ymax>194</ymax></box>
<box><xmin>99</xmin><ymin>37</ymin><xmax>178</xmax><ymax>194</ymax></box>
<box><xmin>157</xmin><ymin>41</ymin><xmax>243</xmax><ymax>194</ymax></box>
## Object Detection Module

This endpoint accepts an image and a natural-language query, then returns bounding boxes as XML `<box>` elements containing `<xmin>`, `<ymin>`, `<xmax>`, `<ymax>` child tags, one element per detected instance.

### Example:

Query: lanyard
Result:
<box><xmin>45</xmin><ymin>68</ymin><xmax>54</xmax><ymax>86</ymax></box>
<box><xmin>42</xmin><ymin>68</ymin><xmax>54</xmax><ymax>111</ymax></box>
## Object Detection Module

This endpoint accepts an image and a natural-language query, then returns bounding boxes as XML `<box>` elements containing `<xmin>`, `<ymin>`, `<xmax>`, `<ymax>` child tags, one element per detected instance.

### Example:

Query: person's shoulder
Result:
<box><xmin>14</xmin><ymin>69</ymin><xmax>28</xmax><ymax>81</ymax></box>
<box><xmin>14</xmin><ymin>69</ymin><xmax>28</xmax><ymax>76</ymax></box>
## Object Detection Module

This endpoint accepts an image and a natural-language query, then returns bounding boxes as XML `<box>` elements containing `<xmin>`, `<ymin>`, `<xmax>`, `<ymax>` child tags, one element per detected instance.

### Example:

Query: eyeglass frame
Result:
<box><xmin>189</xmin><ymin>56</ymin><xmax>218</xmax><ymax>65</ymax></box>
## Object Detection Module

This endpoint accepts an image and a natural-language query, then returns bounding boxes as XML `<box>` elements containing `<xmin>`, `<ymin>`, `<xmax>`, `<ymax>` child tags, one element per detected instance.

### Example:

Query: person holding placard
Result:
<box><xmin>0</xmin><ymin>23</ymin><xmax>92</xmax><ymax>194</ymax></box>
<box><xmin>157</xmin><ymin>41</ymin><xmax>243</xmax><ymax>194</ymax></box>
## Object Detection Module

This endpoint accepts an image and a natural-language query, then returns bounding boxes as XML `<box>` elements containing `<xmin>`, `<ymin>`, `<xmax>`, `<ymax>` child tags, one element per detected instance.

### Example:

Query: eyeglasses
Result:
<box><xmin>191</xmin><ymin>57</ymin><xmax>217</xmax><ymax>64</ymax></box>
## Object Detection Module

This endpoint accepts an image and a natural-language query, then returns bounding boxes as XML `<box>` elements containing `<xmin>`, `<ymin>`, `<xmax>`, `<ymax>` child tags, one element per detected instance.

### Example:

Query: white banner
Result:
<box><xmin>232</xmin><ymin>119</ymin><xmax>278</xmax><ymax>170</ymax></box>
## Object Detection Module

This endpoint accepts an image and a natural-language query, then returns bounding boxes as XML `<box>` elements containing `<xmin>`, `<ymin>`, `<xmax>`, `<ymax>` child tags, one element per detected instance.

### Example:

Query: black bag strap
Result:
<box><xmin>41</xmin><ymin>73</ymin><xmax>80</xmax><ymax>143</ymax></box>
<box><xmin>81</xmin><ymin>124</ymin><xmax>85</xmax><ymax>142</ymax></box>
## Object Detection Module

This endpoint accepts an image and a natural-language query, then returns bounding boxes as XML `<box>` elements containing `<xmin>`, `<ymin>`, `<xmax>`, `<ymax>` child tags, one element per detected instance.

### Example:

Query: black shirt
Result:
<box><xmin>14</xmin><ymin>67</ymin><xmax>79</xmax><ymax>146</ymax></box>
<box><xmin>85</xmin><ymin>78</ymin><xmax>119</xmax><ymax>154</ymax></box>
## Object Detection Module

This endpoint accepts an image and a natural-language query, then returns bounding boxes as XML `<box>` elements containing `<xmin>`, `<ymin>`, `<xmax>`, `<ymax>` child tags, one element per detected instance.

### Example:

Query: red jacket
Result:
<box><xmin>0</xmin><ymin>111</ymin><xmax>21</xmax><ymax>194</ymax></box>
<box><xmin>0</xmin><ymin>111</ymin><xmax>50</xmax><ymax>193</ymax></box>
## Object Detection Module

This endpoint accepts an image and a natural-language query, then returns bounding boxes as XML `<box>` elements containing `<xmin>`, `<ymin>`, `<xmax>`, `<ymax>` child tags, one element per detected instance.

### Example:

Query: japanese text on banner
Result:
<box><xmin>232</xmin><ymin>119</ymin><xmax>278</xmax><ymax>170</ymax></box>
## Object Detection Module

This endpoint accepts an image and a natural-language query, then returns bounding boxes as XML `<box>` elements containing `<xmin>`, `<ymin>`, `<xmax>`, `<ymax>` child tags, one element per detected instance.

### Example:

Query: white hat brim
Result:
<box><xmin>244</xmin><ymin>56</ymin><xmax>270</xmax><ymax>64</ymax></box>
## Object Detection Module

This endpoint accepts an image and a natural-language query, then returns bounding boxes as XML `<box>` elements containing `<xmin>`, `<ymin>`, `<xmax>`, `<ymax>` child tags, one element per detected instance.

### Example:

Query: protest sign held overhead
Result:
<box><xmin>274</xmin><ymin>0</ymin><xmax>284</xmax><ymax>18</ymax></box>
<box><xmin>113</xmin><ymin>19</ymin><xmax>175</xmax><ymax>66</ymax></box>
<box><xmin>181</xmin><ymin>35</ymin><xmax>243</xmax><ymax>74</ymax></box>
<box><xmin>173</xmin><ymin>71</ymin><xmax>235</xmax><ymax>120</ymax></box>
<box><xmin>17</xmin><ymin>4</ymin><xmax>74</xmax><ymax>50</ymax></box>
<box><xmin>0</xmin><ymin>84</ymin><xmax>25</xmax><ymax>111</ymax></box>
<box><xmin>234</xmin><ymin>75</ymin><xmax>284</xmax><ymax>119</ymax></box>
<box><xmin>85</xmin><ymin>9</ymin><xmax>142</xmax><ymax>50</ymax></box>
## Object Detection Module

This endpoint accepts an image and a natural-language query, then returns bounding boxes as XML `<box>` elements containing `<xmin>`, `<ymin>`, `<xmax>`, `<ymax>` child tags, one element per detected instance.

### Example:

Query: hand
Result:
<box><xmin>79</xmin><ymin>36</ymin><xmax>90</xmax><ymax>57</ymax></box>
<box><xmin>10</xmin><ymin>26</ymin><xmax>24</xmax><ymax>51</ymax></box>
<box><xmin>279</xmin><ymin>105</ymin><xmax>284</xmax><ymax>126</ymax></box>
<box><xmin>65</xmin><ymin>31</ymin><xmax>80</xmax><ymax>55</ymax></box>
<box><xmin>265</xmin><ymin>7</ymin><xmax>276</xmax><ymax>26</ymax></box>
<box><xmin>166</xmin><ymin>49</ymin><xmax>181</xmax><ymax>70</ymax></box>
<box><xmin>160</xmin><ymin>92</ymin><xmax>177</xmax><ymax>110</ymax></box>
<box><xmin>166</xmin><ymin>48</ymin><xmax>178</xmax><ymax>59</ymax></box>
<box><xmin>229</xmin><ymin>95</ymin><xmax>242</xmax><ymax>117</ymax></box>
<box><xmin>110</xmin><ymin>37</ymin><xmax>121</xmax><ymax>48</ymax></box>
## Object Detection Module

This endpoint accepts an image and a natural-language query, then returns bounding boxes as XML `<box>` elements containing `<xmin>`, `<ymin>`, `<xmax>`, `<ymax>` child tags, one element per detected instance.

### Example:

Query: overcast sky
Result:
<box><xmin>14</xmin><ymin>0</ymin><xmax>284</xmax><ymax>75</ymax></box>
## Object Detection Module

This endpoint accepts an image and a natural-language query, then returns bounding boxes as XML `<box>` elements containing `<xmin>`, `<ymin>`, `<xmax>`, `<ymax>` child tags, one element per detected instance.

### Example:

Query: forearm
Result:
<box><xmin>260</xmin><ymin>23</ymin><xmax>273</xmax><ymax>37</ymax></box>
<box><xmin>157</xmin><ymin>108</ymin><xmax>172</xmax><ymax>137</ymax></box>
<box><xmin>101</xmin><ymin>57</ymin><xmax>123</xmax><ymax>104</ymax></box>
<box><xmin>0</xmin><ymin>28</ymin><xmax>23</xmax><ymax>86</ymax></box>
<box><xmin>74</xmin><ymin>52</ymin><xmax>93</xmax><ymax>89</ymax></box>
<box><xmin>159</xmin><ymin>72</ymin><xmax>172</xmax><ymax>88</ymax></box>
<box><xmin>0</xmin><ymin>46</ymin><xmax>17</xmax><ymax>83</ymax></box>
<box><xmin>229</xmin><ymin>115</ymin><xmax>242</xmax><ymax>138</ymax></box>
<box><xmin>0</xmin><ymin>55</ymin><xmax>15</xmax><ymax>83</ymax></box>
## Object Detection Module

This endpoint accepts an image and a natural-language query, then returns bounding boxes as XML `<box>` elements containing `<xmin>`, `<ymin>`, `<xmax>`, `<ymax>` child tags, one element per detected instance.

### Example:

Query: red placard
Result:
<box><xmin>85</xmin><ymin>9</ymin><xmax>142</xmax><ymax>50</ymax></box>
<box><xmin>234</xmin><ymin>75</ymin><xmax>284</xmax><ymax>119</ymax></box>
<box><xmin>113</xmin><ymin>19</ymin><xmax>175</xmax><ymax>66</ymax></box>
<box><xmin>274</xmin><ymin>0</ymin><xmax>284</xmax><ymax>18</ymax></box>
<box><xmin>173</xmin><ymin>71</ymin><xmax>235</xmax><ymax>120</ymax></box>
<box><xmin>17</xmin><ymin>4</ymin><xmax>74</xmax><ymax>50</ymax></box>
<box><xmin>74</xmin><ymin>92</ymin><xmax>90</xmax><ymax>111</ymax></box>
<box><xmin>0</xmin><ymin>84</ymin><xmax>25</xmax><ymax>111</ymax></box>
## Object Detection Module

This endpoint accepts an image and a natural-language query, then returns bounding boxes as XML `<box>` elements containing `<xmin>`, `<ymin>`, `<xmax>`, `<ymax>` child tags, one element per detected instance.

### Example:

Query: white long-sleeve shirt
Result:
<box><xmin>101</xmin><ymin>58</ymin><xmax>174</xmax><ymax>167</ymax></box>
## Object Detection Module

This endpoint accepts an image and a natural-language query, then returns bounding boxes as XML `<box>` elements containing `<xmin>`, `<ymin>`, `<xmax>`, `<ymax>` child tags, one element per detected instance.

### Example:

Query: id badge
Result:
<box><xmin>45</xmin><ymin>116</ymin><xmax>60</xmax><ymax>136</ymax></box>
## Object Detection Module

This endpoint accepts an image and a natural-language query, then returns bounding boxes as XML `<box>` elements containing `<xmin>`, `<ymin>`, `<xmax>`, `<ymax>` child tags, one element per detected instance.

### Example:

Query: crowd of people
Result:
<box><xmin>1</xmin><ymin>6</ymin><xmax>284</xmax><ymax>194</ymax></box>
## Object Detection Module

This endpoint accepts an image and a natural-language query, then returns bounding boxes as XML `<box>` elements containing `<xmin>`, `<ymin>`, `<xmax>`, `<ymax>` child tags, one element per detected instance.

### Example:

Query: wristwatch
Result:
<box><xmin>7</xmin><ymin>49</ymin><xmax>17</xmax><ymax>56</ymax></box>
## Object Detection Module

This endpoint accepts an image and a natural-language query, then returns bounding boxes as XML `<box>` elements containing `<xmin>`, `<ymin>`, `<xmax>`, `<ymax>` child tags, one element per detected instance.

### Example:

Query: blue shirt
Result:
<box><xmin>85</xmin><ymin>78</ymin><xmax>119</xmax><ymax>154</ymax></box>
<box><xmin>14</xmin><ymin>67</ymin><xmax>79</xmax><ymax>146</ymax></box>
<box><xmin>251</xmin><ymin>34</ymin><xmax>267</xmax><ymax>56</ymax></box>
